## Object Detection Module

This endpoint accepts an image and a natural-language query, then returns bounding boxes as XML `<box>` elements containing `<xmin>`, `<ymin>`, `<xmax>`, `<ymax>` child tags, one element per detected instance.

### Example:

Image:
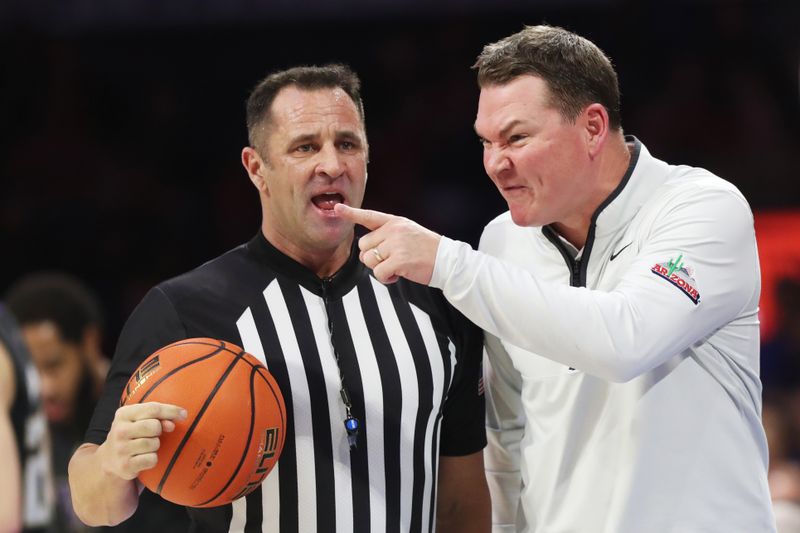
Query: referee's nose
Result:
<box><xmin>316</xmin><ymin>143</ymin><xmax>346</xmax><ymax>179</ymax></box>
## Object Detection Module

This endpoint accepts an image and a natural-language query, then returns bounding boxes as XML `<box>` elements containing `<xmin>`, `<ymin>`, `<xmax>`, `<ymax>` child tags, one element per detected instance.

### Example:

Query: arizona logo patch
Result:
<box><xmin>651</xmin><ymin>254</ymin><xmax>700</xmax><ymax>305</ymax></box>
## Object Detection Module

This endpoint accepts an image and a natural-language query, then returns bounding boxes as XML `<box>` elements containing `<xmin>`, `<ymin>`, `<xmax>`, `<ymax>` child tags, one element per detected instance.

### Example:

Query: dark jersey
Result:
<box><xmin>86</xmin><ymin>233</ymin><xmax>486</xmax><ymax>533</ymax></box>
<box><xmin>0</xmin><ymin>305</ymin><xmax>54</xmax><ymax>532</ymax></box>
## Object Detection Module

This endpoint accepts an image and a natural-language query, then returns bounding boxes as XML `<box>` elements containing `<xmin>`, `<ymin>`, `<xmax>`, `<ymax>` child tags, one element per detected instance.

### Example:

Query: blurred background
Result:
<box><xmin>1</xmin><ymin>0</ymin><xmax>800</xmax><ymax>529</ymax></box>
<box><xmin>2</xmin><ymin>0</ymin><xmax>799</xmax><ymax>344</ymax></box>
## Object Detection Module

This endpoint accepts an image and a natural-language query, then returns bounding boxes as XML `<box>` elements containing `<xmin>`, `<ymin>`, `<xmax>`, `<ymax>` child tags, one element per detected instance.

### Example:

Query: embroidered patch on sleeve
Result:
<box><xmin>650</xmin><ymin>254</ymin><xmax>700</xmax><ymax>305</ymax></box>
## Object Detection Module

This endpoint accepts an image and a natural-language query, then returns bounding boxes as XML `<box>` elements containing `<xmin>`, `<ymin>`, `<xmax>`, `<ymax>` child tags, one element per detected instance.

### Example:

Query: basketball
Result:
<box><xmin>120</xmin><ymin>337</ymin><xmax>286</xmax><ymax>508</ymax></box>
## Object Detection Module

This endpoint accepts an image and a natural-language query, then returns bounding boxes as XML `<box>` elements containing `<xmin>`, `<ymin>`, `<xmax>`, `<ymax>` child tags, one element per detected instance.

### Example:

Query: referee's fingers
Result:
<box><xmin>335</xmin><ymin>204</ymin><xmax>394</xmax><ymax>231</ymax></box>
<box><xmin>123</xmin><ymin>402</ymin><xmax>187</xmax><ymax>423</ymax></box>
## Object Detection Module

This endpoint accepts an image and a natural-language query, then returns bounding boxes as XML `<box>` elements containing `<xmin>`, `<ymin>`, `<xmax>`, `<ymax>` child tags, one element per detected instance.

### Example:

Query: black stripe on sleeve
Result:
<box><xmin>438</xmin><ymin>312</ymin><xmax>487</xmax><ymax>456</ymax></box>
<box><xmin>426</xmin><ymin>415</ymin><xmax>443</xmax><ymax>533</ymax></box>
<box><xmin>251</xmin><ymin>291</ymin><xmax>298</xmax><ymax>533</ymax></box>
<box><xmin>279</xmin><ymin>279</ymin><xmax>337</xmax><ymax>532</ymax></box>
<box><xmin>427</xmin><ymin>334</ymin><xmax>453</xmax><ymax>532</ymax></box>
<box><xmin>435</xmin><ymin>333</ymin><xmax>455</xmax><ymax>405</ymax></box>
<box><xmin>389</xmin><ymin>289</ymin><xmax>434</xmax><ymax>533</ymax></box>
<box><xmin>326</xmin><ymin>297</ymin><xmax>371</xmax><ymax>533</ymax></box>
<box><xmin>357</xmin><ymin>276</ymin><xmax>402</xmax><ymax>533</ymax></box>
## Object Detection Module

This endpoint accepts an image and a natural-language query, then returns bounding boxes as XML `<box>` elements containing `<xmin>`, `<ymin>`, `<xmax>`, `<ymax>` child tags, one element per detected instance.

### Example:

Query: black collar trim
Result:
<box><xmin>246</xmin><ymin>231</ymin><xmax>364</xmax><ymax>298</ymax></box>
<box><xmin>541</xmin><ymin>135</ymin><xmax>642</xmax><ymax>287</ymax></box>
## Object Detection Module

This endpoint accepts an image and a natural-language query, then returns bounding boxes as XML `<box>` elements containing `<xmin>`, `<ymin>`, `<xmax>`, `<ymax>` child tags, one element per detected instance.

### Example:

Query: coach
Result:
<box><xmin>338</xmin><ymin>25</ymin><xmax>776</xmax><ymax>533</ymax></box>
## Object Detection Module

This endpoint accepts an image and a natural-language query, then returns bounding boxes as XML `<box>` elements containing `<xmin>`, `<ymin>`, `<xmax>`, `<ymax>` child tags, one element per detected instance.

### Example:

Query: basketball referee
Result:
<box><xmin>67</xmin><ymin>64</ymin><xmax>490</xmax><ymax>533</ymax></box>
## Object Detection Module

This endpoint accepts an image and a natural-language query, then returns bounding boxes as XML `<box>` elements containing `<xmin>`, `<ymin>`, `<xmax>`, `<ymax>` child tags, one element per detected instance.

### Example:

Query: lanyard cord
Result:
<box><xmin>321</xmin><ymin>278</ymin><xmax>360</xmax><ymax>450</ymax></box>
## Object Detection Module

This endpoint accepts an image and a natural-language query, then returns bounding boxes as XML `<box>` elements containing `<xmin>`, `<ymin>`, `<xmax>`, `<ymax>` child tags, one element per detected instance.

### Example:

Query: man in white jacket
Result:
<box><xmin>336</xmin><ymin>24</ymin><xmax>776</xmax><ymax>533</ymax></box>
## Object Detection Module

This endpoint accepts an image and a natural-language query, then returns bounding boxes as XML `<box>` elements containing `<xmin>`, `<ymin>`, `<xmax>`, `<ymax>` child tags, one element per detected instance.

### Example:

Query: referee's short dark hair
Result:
<box><xmin>5</xmin><ymin>272</ymin><xmax>103</xmax><ymax>344</ymax></box>
<box><xmin>473</xmin><ymin>24</ymin><xmax>622</xmax><ymax>130</ymax></box>
<box><xmin>245</xmin><ymin>64</ymin><xmax>366</xmax><ymax>152</ymax></box>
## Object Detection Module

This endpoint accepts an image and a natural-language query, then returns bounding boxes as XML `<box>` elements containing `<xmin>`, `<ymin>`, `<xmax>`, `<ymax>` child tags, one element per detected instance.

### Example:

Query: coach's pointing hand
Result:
<box><xmin>335</xmin><ymin>204</ymin><xmax>441</xmax><ymax>286</ymax></box>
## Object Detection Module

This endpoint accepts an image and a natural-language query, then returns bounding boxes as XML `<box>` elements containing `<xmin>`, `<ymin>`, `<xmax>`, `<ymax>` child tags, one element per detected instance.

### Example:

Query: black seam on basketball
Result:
<box><xmin>256</xmin><ymin>368</ymin><xmax>286</xmax><ymax>445</ymax></box>
<box><xmin>237</xmin><ymin>356</ymin><xmax>264</xmax><ymax>370</ymax></box>
<box><xmin>196</xmin><ymin>363</ymin><xmax>259</xmax><ymax>506</ymax></box>
<box><xmin>156</xmin><ymin>348</ymin><xmax>249</xmax><ymax>496</ymax></box>
<box><xmin>137</xmin><ymin>345</ymin><xmax>227</xmax><ymax>404</ymax></box>
<box><xmin>152</xmin><ymin>339</ymin><xmax>242</xmax><ymax>360</ymax></box>
<box><xmin>238</xmin><ymin>356</ymin><xmax>286</xmax><ymax>434</ymax></box>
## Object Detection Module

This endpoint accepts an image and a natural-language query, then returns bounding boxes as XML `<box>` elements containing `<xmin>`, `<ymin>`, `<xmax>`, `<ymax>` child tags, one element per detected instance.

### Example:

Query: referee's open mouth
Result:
<box><xmin>311</xmin><ymin>192</ymin><xmax>345</xmax><ymax>212</ymax></box>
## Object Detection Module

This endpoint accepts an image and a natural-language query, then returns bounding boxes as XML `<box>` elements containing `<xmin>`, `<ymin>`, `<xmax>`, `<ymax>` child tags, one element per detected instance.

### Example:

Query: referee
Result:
<box><xmin>67</xmin><ymin>64</ymin><xmax>490</xmax><ymax>533</ymax></box>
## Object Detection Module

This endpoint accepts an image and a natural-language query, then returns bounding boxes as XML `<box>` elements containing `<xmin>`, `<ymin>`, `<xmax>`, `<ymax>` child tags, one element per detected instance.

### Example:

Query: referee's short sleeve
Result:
<box><xmin>438</xmin><ymin>309</ymin><xmax>487</xmax><ymax>456</ymax></box>
<box><xmin>84</xmin><ymin>286</ymin><xmax>187</xmax><ymax>445</ymax></box>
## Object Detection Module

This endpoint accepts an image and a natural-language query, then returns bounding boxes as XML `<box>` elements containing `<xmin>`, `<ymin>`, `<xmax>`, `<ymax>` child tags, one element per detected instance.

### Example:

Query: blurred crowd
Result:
<box><xmin>1</xmin><ymin>273</ymin><xmax>190</xmax><ymax>532</ymax></box>
<box><xmin>1</xmin><ymin>1</ymin><xmax>799</xmax><ymax>531</ymax></box>
<box><xmin>762</xmin><ymin>279</ymin><xmax>800</xmax><ymax>532</ymax></box>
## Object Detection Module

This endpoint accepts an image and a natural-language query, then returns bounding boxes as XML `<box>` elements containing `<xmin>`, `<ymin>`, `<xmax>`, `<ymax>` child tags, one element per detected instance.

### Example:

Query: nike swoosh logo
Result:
<box><xmin>610</xmin><ymin>242</ymin><xmax>632</xmax><ymax>261</ymax></box>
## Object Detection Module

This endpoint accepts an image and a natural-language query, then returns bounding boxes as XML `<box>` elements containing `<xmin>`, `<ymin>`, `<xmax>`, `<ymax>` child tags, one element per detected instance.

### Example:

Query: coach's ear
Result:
<box><xmin>583</xmin><ymin>102</ymin><xmax>610</xmax><ymax>158</ymax></box>
<box><xmin>241</xmin><ymin>147</ymin><xmax>269</xmax><ymax>194</ymax></box>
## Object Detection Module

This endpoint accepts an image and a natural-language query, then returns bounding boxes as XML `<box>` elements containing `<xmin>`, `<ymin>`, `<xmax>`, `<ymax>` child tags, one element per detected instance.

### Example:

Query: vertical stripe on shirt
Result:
<box><xmin>244</xmin><ymin>487</ymin><xmax>263</xmax><ymax>533</ymax></box>
<box><xmin>357</xmin><ymin>276</ymin><xmax>403</xmax><ymax>533</ymax></box>
<box><xmin>411</xmin><ymin>304</ymin><xmax>455</xmax><ymax>533</ymax></box>
<box><xmin>327</xmin><ymin>296</ymin><xmax>371</xmax><ymax>532</ymax></box>
<box><xmin>268</xmin><ymin>279</ymin><xmax>323</xmax><ymax>533</ymax></box>
<box><xmin>342</xmin><ymin>287</ymin><xmax>387</xmax><ymax>532</ymax></box>
<box><xmin>279</xmin><ymin>280</ymin><xmax>337</xmax><ymax>531</ymax></box>
<box><xmin>369</xmin><ymin>278</ymin><xmax>420</xmax><ymax>531</ymax></box>
<box><xmin>300</xmin><ymin>287</ymin><xmax>354</xmax><ymax>533</ymax></box>
<box><xmin>236</xmin><ymin>306</ymin><xmax>279</xmax><ymax>533</ymax></box>
<box><xmin>389</xmin><ymin>291</ymin><xmax>437</xmax><ymax>533</ymax></box>
<box><xmin>258</xmin><ymin>281</ymin><xmax>302</xmax><ymax>533</ymax></box>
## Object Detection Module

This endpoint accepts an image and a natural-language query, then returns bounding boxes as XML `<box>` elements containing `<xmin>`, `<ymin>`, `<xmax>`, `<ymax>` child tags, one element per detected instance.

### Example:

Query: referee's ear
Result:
<box><xmin>242</xmin><ymin>146</ymin><xmax>270</xmax><ymax>194</ymax></box>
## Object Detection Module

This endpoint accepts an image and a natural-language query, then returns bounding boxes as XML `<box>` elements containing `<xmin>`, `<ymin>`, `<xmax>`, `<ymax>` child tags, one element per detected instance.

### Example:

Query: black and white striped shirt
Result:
<box><xmin>86</xmin><ymin>232</ymin><xmax>486</xmax><ymax>533</ymax></box>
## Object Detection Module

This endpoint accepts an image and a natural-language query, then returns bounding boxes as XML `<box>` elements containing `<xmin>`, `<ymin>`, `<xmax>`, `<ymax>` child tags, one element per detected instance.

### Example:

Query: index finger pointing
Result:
<box><xmin>127</xmin><ymin>402</ymin><xmax>188</xmax><ymax>422</ymax></box>
<box><xmin>334</xmin><ymin>203</ymin><xmax>395</xmax><ymax>230</ymax></box>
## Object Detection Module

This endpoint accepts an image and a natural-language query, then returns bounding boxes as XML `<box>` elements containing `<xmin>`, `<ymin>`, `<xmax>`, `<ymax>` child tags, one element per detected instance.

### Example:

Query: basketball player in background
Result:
<box><xmin>6</xmin><ymin>273</ymin><xmax>190</xmax><ymax>533</ymax></box>
<box><xmin>0</xmin><ymin>304</ymin><xmax>54</xmax><ymax>533</ymax></box>
<box><xmin>68</xmin><ymin>64</ymin><xmax>489</xmax><ymax>532</ymax></box>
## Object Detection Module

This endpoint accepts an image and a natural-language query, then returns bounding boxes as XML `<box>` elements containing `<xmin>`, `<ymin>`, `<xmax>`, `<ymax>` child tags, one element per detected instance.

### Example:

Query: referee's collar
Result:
<box><xmin>247</xmin><ymin>231</ymin><xmax>364</xmax><ymax>299</ymax></box>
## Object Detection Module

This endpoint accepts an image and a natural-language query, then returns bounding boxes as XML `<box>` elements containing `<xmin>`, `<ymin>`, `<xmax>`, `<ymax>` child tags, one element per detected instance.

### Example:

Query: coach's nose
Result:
<box><xmin>484</xmin><ymin>145</ymin><xmax>512</xmax><ymax>180</ymax></box>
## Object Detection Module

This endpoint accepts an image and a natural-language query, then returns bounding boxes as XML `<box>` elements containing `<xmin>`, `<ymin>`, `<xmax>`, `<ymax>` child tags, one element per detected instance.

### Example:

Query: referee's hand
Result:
<box><xmin>99</xmin><ymin>402</ymin><xmax>187</xmax><ymax>480</ymax></box>
<box><xmin>335</xmin><ymin>204</ymin><xmax>441</xmax><ymax>286</ymax></box>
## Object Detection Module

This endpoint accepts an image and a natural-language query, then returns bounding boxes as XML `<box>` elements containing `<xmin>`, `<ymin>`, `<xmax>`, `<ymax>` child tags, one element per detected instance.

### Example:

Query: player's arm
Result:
<box><xmin>0</xmin><ymin>341</ymin><xmax>22</xmax><ymax>533</ymax></box>
<box><xmin>436</xmin><ymin>451</ymin><xmax>490</xmax><ymax>533</ymax></box>
<box><xmin>68</xmin><ymin>402</ymin><xmax>186</xmax><ymax>526</ymax></box>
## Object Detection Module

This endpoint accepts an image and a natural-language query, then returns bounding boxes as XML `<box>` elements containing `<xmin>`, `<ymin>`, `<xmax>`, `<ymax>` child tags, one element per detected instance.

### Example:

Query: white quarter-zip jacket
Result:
<box><xmin>431</xmin><ymin>138</ymin><xmax>776</xmax><ymax>533</ymax></box>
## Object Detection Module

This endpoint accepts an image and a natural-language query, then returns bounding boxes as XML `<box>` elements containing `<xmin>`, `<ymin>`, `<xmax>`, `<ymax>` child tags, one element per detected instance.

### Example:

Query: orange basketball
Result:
<box><xmin>120</xmin><ymin>337</ymin><xmax>286</xmax><ymax>508</ymax></box>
